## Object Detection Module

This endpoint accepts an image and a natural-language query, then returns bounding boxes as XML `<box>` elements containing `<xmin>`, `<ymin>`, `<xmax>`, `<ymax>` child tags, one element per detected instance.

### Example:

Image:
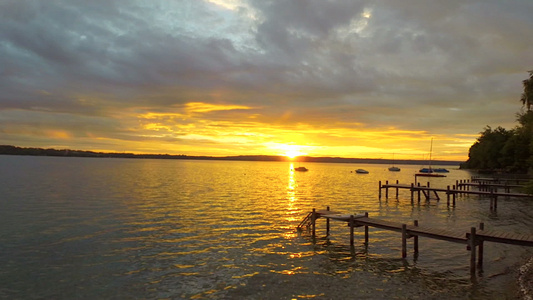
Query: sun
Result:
<box><xmin>283</xmin><ymin>145</ymin><xmax>303</xmax><ymax>160</ymax></box>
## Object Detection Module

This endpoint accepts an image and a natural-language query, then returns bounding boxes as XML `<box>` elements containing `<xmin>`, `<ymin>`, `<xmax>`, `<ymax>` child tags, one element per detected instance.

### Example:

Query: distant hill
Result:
<box><xmin>0</xmin><ymin>145</ymin><xmax>463</xmax><ymax>166</ymax></box>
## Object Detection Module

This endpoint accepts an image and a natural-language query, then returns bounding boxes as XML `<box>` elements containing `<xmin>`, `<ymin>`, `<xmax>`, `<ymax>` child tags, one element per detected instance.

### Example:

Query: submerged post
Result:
<box><xmin>417</xmin><ymin>183</ymin><xmax>421</xmax><ymax>203</ymax></box>
<box><xmin>350</xmin><ymin>215</ymin><xmax>355</xmax><ymax>246</ymax></box>
<box><xmin>410</xmin><ymin>183</ymin><xmax>414</xmax><ymax>203</ymax></box>
<box><xmin>311</xmin><ymin>209</ymin><xmax>316</xmax><ymax>240</ymax></box>
<box><xmin>326</xmin><ymin>206</ymin><xmax>330</xmax><ymax>236</ymax></box>
<box><xmin>478</xmin><ymin>223</ymin><xmax>484</xmax><ymax>269</ymax></box>
<box><xmin>414</xmin><ymin>220</ymin><xmax>419</xmax><ymax>254</ymax></box>
<box><xmin>447</xmin><ymin>185</ymin><xmax>450</xmax><ymax>206</ymax></box>
<box><xmin>469</xmin><ymin>227</ymin><xmax>477</xmax><ymax>275</ymax></box>
<box><xmin>385</xmin><ymin>180</ymin><xmax>389</xmax><ymax>199</ymax></box>
<box><xmin>364</xmin><ymin>212</ymin><xmax>369</xmax><ymax>245</ymax></box>
<box><xmin>453</xmin><ymin>189</ymin><xmax>456</xmax><ymax>207</ymax></box>
<box><xmin>379</xmin><ymin>181</ymin><xmax>382</xmax><ymax>199</ymax></box>
<box><xmin>395</xmin><ymin>180</ymin><xmax>399</xmax><ymax>198</ymax></box>
<box><xmin>401</xmin><ymin>224</ymin><xmax>407</xmax><ymax>258</ymax></box>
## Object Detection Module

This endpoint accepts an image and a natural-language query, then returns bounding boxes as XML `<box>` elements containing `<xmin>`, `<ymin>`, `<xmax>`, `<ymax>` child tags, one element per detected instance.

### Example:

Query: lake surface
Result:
<box><xmin>0</xmin><ymin>156</ymin><xmax>532</xmax><ymax>299</ymax></box>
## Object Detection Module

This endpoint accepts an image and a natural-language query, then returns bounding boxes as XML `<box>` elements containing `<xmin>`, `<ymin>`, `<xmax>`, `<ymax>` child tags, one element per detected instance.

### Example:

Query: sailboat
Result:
<box><xmin>294</xmin><ymin>165</ymin><xmax>308</xmax><ymax>172</ymax></box>
<box><xmin>388</xmin><ymin>153</ymin><xmax>401</xmax><ymax>172</ymax></box>
<box><xmin>293</xmin><ymin>158</ymin><xmax>308</xmax><ymax>172</ymax></box>
<box><xmin>416</xmin><ymin>139</ymin><xmax>445</xmax><ymax>178</ymax></box>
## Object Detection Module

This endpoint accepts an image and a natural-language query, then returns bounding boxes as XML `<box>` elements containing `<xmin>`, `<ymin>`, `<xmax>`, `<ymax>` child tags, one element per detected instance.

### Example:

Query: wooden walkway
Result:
<box><xmin>379</xmin><ymin>179</ymin><xmax>533</xmax><ymax>210</ymax></box>
<box><xmin>471</xmin><ymin>176</ymin><xmax>530</xmax><ymax>185</ymax></box>
<box><xmin>297</xmin><ymin>208</ymin><xmax>533</xmax><ymax>275</ymax></box>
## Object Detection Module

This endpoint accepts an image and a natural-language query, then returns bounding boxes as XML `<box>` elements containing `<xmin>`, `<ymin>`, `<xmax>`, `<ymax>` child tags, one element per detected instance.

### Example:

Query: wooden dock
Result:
<box><xmin>471</xmin><ymin>176</ymin><xmax>530</xmax><ymax>185</ymax></box>
<box><xmin>379</xmin><ymin>179</ymin><xmax>532</xmax><ymax>210</ymax></box>
<box><xmin>297</xmin><ymin>207</ymin><xmax>533</xmax><ymax>275</ymax></box>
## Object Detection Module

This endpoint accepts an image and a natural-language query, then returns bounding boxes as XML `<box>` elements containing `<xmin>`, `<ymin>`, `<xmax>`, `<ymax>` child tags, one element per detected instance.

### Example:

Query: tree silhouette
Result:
<box><xmin>521</xmin><ymin>70</ymin><xmax>533</xmax><ymax>111</ymax></box>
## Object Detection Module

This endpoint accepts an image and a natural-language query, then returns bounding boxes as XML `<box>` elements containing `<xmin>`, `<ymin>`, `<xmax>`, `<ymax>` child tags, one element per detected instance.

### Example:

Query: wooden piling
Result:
<box><xmin>453</xmin><ymin>187</ymin><xmax>456</xmax><ymax>207</ymax></box>
<box><xmin>414</xmin><ymin>220</ymin><xmax>419</xmax><ymax>254</ymax></box>
<box><xmin>395</xmin><ymin>180</ymin><xmax>399</xmax><ymax>198</ymax></box>
<box><xmin>417</xmin><ymin>182</ymin><xmax>421</xmax><ymax>203</ymax></box>
<box><xmin>385</xmin><ymin>180</ymin><xmax>389</xmax><ymax>199</ymax></box>
<box><xmin>326</xmin><ymin>206</ymin><xmax>330</xmax><ymax>236</ymax></box>
<box><xmin>410</xmin><ymin>183</ymin><xmax>414</xmax><ymax>203</ymax></box>
<box><xmin>402</xmin><ymin>224</ymin><xmax>407</xmax><ymax>258</ymax></box>
<box><xmin>378</xmin><ymin>181</ymin><xmax>382</xmax><ymax>199</ymax></box>
<box><xmin>350</xmin><ymin>215</ymin><xmax>355</xmax><ymax>246</ymax></box>
<box><xmin>364</xmin><ymin>212</ymin><xmax>369</xmax><ymax>245</ymax></box>
<box><xmin>478</xmin><ymin>223</ymin><xmax>484</xmax><ymax>268</ymax></box>
<box><xmin>469</xmin><ymin>227</ymin><xmax>477</xmax><ymax>275</ymax></box>
<box><xmin>311</xmin><ymin>209</ymin><xmax>316</xmax><ymax>240</ymax></box>
<box><xmin>447</xmin><ymin>185</ymin><xmax>450</xmax><ymax>206</ymax></box>
<box><xmin>365</xmin><ymin>212</ymin><xmax>368</xmax><ymax>246</ymax></box>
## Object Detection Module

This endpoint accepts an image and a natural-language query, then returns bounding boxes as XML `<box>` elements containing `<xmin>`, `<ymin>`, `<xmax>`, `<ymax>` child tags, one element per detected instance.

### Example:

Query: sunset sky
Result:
<box><xmin>1</xmin><ymin>0</ymin><xmax>532</xmax><ymax>161</ymax></box>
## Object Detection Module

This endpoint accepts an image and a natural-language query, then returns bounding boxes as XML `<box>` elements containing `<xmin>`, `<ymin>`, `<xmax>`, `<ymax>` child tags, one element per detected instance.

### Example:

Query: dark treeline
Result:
<box><xmin>461</xmin><ymin>71</ymin><xmax>533</xmax><ymax>174</ymax></box>
<box><xmin>0</xmin><ymin>145</ymin><xmax>461</xmax><ymax>166</ymax></box>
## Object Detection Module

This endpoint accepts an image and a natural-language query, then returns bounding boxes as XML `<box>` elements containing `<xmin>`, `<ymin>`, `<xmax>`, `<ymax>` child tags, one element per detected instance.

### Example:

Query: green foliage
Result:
<box><xmin>522</xmin><ymin>180</ymin><xmax>533</xmax><ymax>195</ymax></box>
<box><xmin>520</xmin><ymin>70</ymin><xmax>533</xmax><ymax>111</ymax></box>
<box><xmin>462</xmin><ymin>126</ymin><xmax>516</xmax><ymax>171</ymax></box>
<box><xmin>462</xmin><ymin>71</ymin><xmax>533</xmax><ymax>174</ymax></box>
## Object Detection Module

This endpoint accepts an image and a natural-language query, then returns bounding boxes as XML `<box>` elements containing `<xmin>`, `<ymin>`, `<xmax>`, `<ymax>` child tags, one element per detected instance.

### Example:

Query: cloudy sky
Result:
<box><xmin>1</xmin><ymin>0</ymin><xmax>532</xmax><ymax>161</ymax></box>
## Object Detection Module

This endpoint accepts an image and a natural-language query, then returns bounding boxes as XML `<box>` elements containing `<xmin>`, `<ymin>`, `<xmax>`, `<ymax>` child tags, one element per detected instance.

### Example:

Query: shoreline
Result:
<box><xmin>519</xmin><ymin>256</ymin><xmax>533</xmax><ymax>300</ymax></box>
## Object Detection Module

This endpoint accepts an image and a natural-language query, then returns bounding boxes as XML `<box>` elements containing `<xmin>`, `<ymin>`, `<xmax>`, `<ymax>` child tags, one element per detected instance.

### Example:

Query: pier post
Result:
<box><xmin>478</xmin><ymin>223</ymin><xmax>484</xmax><ymax>269</ymax></box>
<box><xmin>350</xmin><ymin>215</ymin><xmax>355</xmax><ymax>247</ymax></box>
<box><xmin>379</xmin><ymin>181</ymin><xmax>382</xmax><ymax>199</ymax></box>
<box><xmin>410</xmin><ymin>183</ymin><xmax>414</xmax><ymax>204</ymax></box>
<box><xmin>490</xmin><ymin>190</ymin><xmax>497</xmax><ymax>211</ymax></box>
<box><xmin>364</xmin><ymin>212</ymin><xmax>369</xmax><ymax>245</ymax></box>
<box><xmin>453</xmin><ymin>188</ymin><xmax>456</xmax><ymax>207</ymax></box>
<box><xmin>414</xmin><ymin>220</ymin><xmax>419</xmax><ymax>254</ymax></box>
<box><xmin>417</xmin><ymin>183</ymin><xmax>421</xmax><ymax>203</ymax></box>
<box><xmin>326</xmin><ymin>206</ymin><xmax>330</xmax><ymax>236</ymax></box>
<box><xmin>401</xmin><ymin>224</ymin><xmax>407</xmax><ymax>258</ymax></box>
<box><xmin>311</xmin><ymin>209</ymin><xmax>316</xmax><ymax>240</ymax></box>
<box><xmin>447</xmin><ymin>186</ymin><xmax>450</xmax><ymax>206</ymax></box>
<box><xmin>385</xmin><ymin>180</ymin><xmax>389</xmax><ymax>199</ymax></box>
<box><xmin>395</xmin><ymin>180</ymin><xmax>399</xmax><ymax>198</ymax></box>
<box><xmin>469</xmin><ymin>227</ymin><xmax>477</xmax><ymax>275</ymax></box>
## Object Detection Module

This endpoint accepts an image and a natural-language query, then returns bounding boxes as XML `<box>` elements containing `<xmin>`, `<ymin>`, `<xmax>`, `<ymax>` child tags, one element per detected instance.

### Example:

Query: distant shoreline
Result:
<box><xmin>0</xmin><ymin>145</ymin><xmax>463</xmax><ymax>166</ymax></box>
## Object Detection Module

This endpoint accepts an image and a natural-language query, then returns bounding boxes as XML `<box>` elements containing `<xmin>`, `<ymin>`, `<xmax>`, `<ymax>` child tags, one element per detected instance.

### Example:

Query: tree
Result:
<box><xmin>520</xmin><ymin>70</ymin><xmax>533</xmax><ymax>112</ymax></box>
<box><xmin>462</xmin><ymin>126</ymin><xmax>513</xmax><ymax>170</ymax></box>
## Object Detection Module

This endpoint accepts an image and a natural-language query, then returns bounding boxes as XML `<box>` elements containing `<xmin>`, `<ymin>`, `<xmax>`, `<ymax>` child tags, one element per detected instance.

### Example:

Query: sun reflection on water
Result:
<box><xmin>284</xmin><ymin>163</ymin><xmax>299</xmax><ymax>239</ymax></box>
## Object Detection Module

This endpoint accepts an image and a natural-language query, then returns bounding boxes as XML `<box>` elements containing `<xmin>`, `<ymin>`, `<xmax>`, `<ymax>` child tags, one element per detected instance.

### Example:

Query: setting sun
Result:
<box><xmin>282</xmin><ymin>144</ymin><xmax>303</xmax><ymax>159</ymax></box>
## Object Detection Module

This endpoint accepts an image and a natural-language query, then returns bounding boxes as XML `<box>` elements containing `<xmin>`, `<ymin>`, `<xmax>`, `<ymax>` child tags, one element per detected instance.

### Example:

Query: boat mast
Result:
<box><xmin>429</xmin><ymin>138</ymin><xmax>433</xmax><ymax>170</ymax></box>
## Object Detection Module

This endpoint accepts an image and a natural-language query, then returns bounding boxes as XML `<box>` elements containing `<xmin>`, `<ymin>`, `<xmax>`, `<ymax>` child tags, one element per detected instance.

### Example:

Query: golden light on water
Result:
<box><xmin>283</xmin><ymin>163</ymin><xmax>299</xmax><ymax>239</ymax></box>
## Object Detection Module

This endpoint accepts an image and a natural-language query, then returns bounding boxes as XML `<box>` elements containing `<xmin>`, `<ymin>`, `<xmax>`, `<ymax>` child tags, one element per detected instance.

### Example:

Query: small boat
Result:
<box><xmin>388</xmin><ymin>154</ymin><xmax>401</xmax><ymax>171</ymax></box>
<box><xmin>355</xmin><ymin>169</ymin><xmax>369</xmax><ymax>174</ymax></box>
<box><xmin>418</xmin><ymin>167</ymin><xmax>433</xmax><ymax>173</ymax></box>
<box><xmin>417</xmin><ymin>139</ymin><xmax>446</xmax><ymax>177</ymax></box>
<box><xmin>415</xmin><ymin>172</ymin><xmax>446</xmax><ymax>178</ymax></box>
<box><xmin>294</xmin><ymin>166</ymin><xmax>308</xmax><ymax>172</ymax></box>
<box><xmin>433</xmin><ymin>168</ymin><xmax>449</xmax><ymax>173</ymax></box>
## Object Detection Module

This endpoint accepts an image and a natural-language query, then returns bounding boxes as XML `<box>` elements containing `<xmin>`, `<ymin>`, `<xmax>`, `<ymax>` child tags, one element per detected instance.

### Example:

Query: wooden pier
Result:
<box><xmin>297</xmin><ymin>207</ymin><xmax>533</xmax><ymax>275</ymax></box>
<box><xmin>471</xmin><ymin>176</ymin><xmax>530</xmax><ymax>185</ymax></box>
<box><xmin>378</xmin><ymin>179</ymin><xmax>532</xmax><ymax>210</ymax></box>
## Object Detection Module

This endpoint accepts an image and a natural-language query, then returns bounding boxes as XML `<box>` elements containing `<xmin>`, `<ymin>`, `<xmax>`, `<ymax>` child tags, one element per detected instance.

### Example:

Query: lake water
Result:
<box><xmin>0</xmin><ymin>155</ymin><xmax>532</xmax><ymax>299</ymax></box>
